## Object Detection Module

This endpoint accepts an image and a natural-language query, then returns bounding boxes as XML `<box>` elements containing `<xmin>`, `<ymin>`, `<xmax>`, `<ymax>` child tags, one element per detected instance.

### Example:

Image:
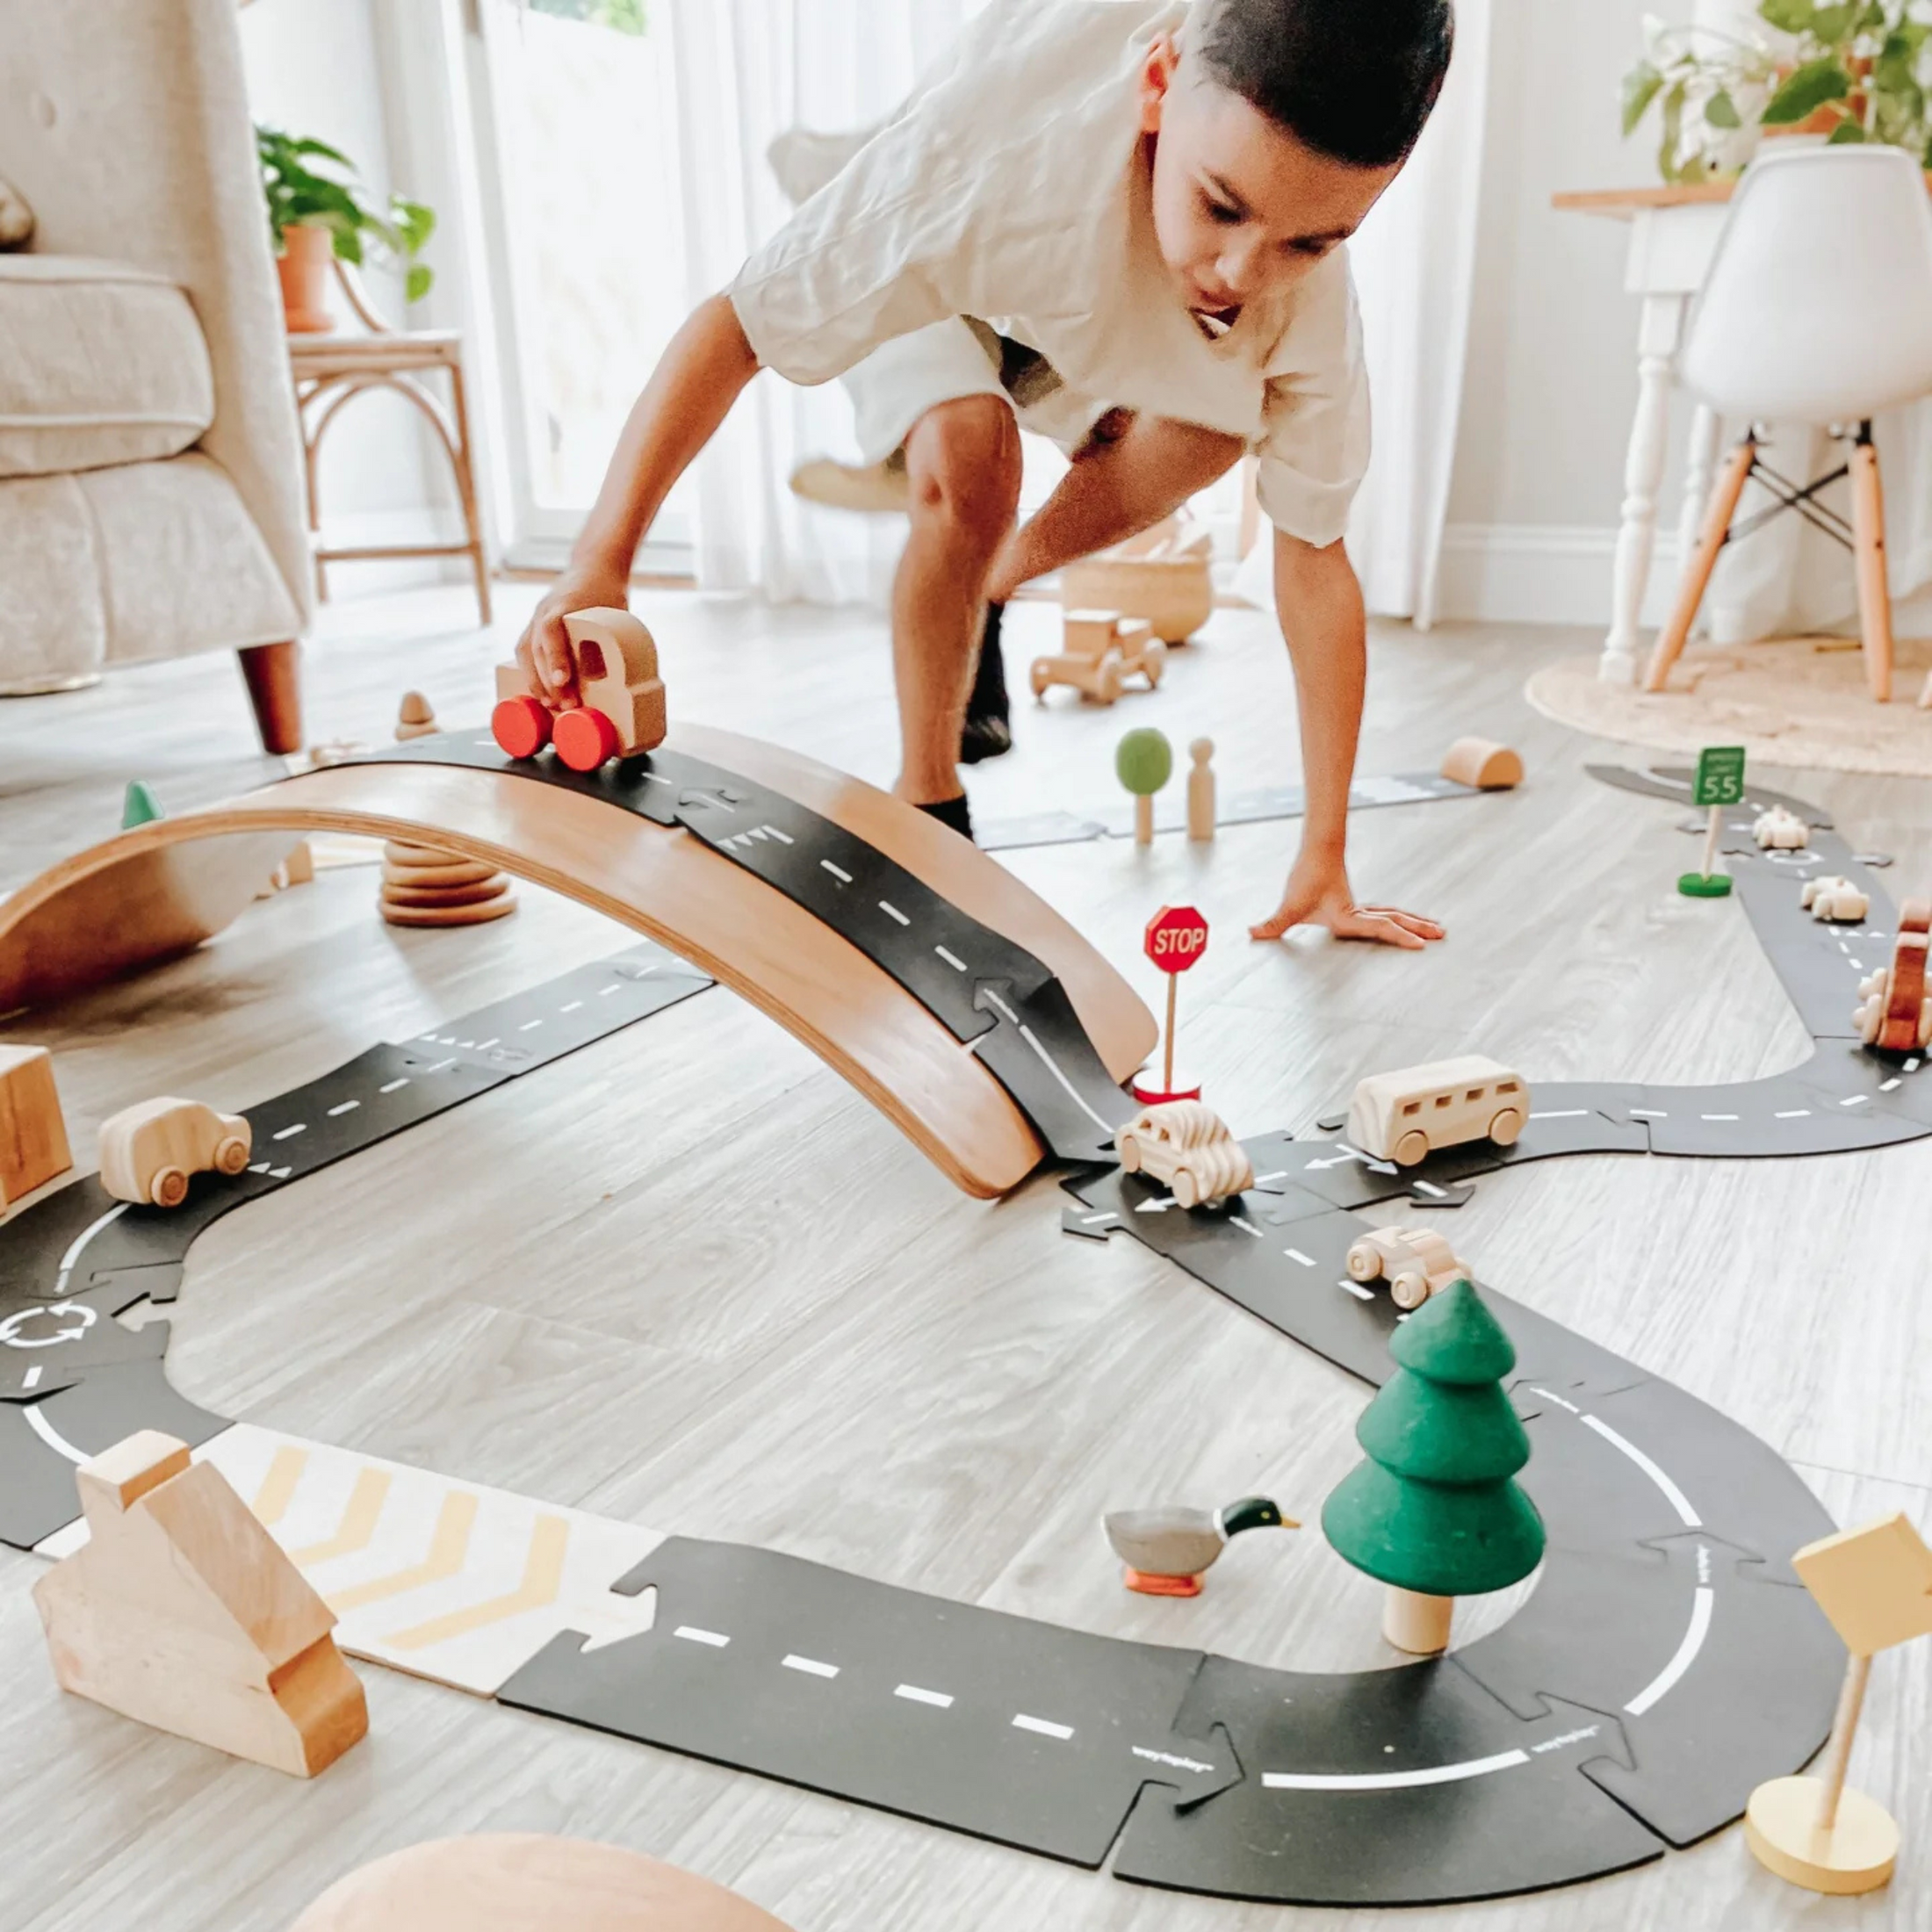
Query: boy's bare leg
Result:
<box><xmin>893</xmin><ymin>395</ymin><xmax>1023</xmax><ymax>804</ymax></box>
<box><xmin>986</xmin><ymin>414</ymin><xmax>1243</xmax><ymax>601</ymax></box>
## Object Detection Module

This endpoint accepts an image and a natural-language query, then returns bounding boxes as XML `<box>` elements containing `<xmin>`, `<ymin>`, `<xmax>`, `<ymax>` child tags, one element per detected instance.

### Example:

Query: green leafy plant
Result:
<box><xmin>1624</xmin><ymin>1</ymin><xmax>1932</xmax><ymax>184</ymax></box>
<box><xmin>257</xmin><ymin>126</ymin><xmax>436</xmax><ymax>305</ymax></box>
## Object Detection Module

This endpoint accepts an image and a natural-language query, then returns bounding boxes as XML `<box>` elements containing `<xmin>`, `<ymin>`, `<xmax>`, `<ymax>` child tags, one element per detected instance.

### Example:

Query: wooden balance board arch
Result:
<box><xmin>0</xmin><ymin>726</ymin><xmax>1155</xmax><ymax>1200</ymax></box>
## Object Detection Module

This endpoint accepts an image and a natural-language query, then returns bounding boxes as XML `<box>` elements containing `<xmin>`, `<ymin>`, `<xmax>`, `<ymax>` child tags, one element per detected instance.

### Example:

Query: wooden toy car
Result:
<box><xmin>1114</xmin><ymin>1100</ymin><xmax>1253</xmax><ymax>1208</ymax></box>
<box><xmin>1855</xmin><ymin>928</ymin><xmax>1932</xmax><ymax>1054</ymax></box>
<box><xmin>1030</xmin><ymin>609</ymin><xmax>1165</xmax><ymax>707</ymax></box>
<box><xmin>1753</xmin><ymin>804</ymin><xmax>1810</xmax><ymax>850</ymax></box>
<box><xmin>492</xmin><ymin>608</ymin><xmax>667</xmax><ymax>772</ymax></box>
<box><xmin>1802</xmin><ymin>876</ymin><xmax>1870</xmax><ymax>923</ymax></box>
<box><xmin>1345</xmin><ymin>1226</ymin><xmax>1467</xmax><ymax>1310</ymax></box>
<box><xmin>1346</xmin><ymin>1056</ymin><xmax>1529</xmax><ymax>1168</ymax></box>
<box><xmin>98</xmin><ymin>1098</ymin><xmax>252</xmax><ymax>1208</ymax></box>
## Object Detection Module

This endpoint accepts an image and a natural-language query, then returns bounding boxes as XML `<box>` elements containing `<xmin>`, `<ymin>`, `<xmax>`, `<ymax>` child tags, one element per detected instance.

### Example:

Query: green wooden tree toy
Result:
<box><xmin>1322</xmin><ymin>1276</ymin><xmax>1546</xmax><ymax>1654</ymax></box>
<box><xmin>121</xmin><ymin>781</ymin><xmax>164</xmax><ymax>830</ymax></box>
<box><xmin>1116</xmin><ymin>727</ymin><xmax>1173</xmax><ymax>847</ymax></box>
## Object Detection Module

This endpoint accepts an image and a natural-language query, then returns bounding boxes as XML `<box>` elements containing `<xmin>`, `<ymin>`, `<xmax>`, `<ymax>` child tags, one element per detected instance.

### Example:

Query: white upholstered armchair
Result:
<box><xmin>0</xmin><ymin>0</ymin><xmax>313</xmax><ymax>750</ymax></box>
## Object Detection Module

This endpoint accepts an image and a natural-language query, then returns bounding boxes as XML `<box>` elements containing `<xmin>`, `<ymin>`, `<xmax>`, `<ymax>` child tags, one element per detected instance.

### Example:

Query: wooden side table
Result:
<box><xmin>287</xmin><ymin>265</ymin><xmax>492</xmax><ymax>624</ymax></box>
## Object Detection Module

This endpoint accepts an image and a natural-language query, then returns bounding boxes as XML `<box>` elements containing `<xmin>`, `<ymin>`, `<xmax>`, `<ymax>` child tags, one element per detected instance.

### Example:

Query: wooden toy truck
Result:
<box><xmin>98</xmin><ymin>1098</ymin><xmax>251</xmax><ymax>1208</ymax></box>
<box><xmin>1346</xmin><ymin>1056</ymin><xmax>1529</xmax><ymax>1168</ymax></box>
<box><xmin>1031</xmin><ymin>609</ymin><xmax>1165</xmax><ymax>707</ymax></box>
<box><xmin>493</xmin><ymin>608</ymin><xmax>667</xmax><ymax>771</ymax></box>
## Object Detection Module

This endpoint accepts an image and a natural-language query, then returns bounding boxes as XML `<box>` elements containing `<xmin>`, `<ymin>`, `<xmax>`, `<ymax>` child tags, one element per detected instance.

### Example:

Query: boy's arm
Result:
<box><xmin>1248</xmin><ymin>531</ymin><xmax>1444</xmax><ymax>949</ymax></box>
<box><xmin>516</xmin><ymin>294</ymin><xmax>761</xmax><ymax>706</ymax></box>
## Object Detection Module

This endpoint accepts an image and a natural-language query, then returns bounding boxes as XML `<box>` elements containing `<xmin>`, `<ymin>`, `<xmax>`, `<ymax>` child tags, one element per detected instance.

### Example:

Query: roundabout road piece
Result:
<box><xmin>0</xmin><ymin>755</ymin><xmax>1900</xmax><ymax>1907</ymax></box>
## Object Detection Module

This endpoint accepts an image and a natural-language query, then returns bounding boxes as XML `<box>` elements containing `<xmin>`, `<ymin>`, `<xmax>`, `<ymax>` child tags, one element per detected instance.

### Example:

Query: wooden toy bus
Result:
<box><xmin>1346</xmin><ymin>1056</ymin><xmax>1529</xmax><ymax>1168</ymax></box>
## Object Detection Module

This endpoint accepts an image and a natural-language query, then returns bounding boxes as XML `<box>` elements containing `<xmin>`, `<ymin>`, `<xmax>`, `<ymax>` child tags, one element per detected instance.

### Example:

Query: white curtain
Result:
<box><xmin>1342</xmin><ymin>0</ymin><xmax>1493</xmax><ymax>627</ymax></box>
<box><xmin>667</xmin><ymin>0</ymin><xmax>985</xmax><ymax>602</ymax></box>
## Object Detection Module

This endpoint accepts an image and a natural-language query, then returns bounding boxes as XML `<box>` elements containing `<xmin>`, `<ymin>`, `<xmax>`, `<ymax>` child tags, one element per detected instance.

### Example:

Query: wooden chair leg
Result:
<box><xmin>448</xmin><ymin>359</ymin><xmax>493</xmax><ymax>627</ymax></box>
<box><xmin>237</xmin><ymin>642</ymin><xmax>304</xmax><ymax>755</ymax></box>
<box><xmin>1849</xmin><ymin>425</ymin><xmax>1894</xmax><ymax>703</ymax></box>
<box><xmin>1644</xmin><ymin>436</ymin><xmax>1756</xmax><ymax>692</ymax></box>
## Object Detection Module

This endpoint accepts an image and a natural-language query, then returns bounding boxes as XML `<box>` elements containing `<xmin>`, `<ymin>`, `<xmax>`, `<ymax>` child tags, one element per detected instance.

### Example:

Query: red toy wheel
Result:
<box><xmin>553</xmin><ymin>706</ymin><xmax>622</xmax><ymax>772</ymax></box>
<box><xmin>493</xmin><ymin>696</ymin><xmax>552</xmax><ymax>761</ymax></box>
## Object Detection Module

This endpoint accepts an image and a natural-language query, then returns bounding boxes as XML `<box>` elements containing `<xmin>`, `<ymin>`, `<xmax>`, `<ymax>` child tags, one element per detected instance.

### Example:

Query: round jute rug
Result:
<box><xmin>1525</xmin><ymin>636</ymin><xmax>1932</xmax><ymax>778</ymax></box>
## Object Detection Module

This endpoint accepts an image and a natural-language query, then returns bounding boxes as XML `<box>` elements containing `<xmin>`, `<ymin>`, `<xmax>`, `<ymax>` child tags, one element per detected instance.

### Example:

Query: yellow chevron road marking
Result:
<box><xmin>289</xmin><ymin>1467</ymin><xmax>392</xmax><ymax>1566</ymax></box>
<box><xmin>326</xmin><ymin>1489</ymin><xmax>479</xmax><ymax>1612</ymax></box>
<box><xmin>250</xmin><ymin>1445</ymin><xmax>308</xmax><ymax>1528</ymax></box>
<box><xmin>382</xmin><ymin>1513</ymin><xmax>572</xmax><ymax>1651</ymax></box>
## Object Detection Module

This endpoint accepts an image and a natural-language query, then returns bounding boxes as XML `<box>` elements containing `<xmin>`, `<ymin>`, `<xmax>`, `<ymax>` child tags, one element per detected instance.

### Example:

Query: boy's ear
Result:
<box><xmin>1137</xmin><ymin>32</ymin><xmax>1179</xmax><ymax>133</ymax></box>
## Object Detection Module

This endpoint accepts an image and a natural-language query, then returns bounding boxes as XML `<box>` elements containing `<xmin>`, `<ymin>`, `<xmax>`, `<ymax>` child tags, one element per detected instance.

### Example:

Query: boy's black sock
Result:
<box><xmin>917</xmin><ymin>793</ymin><xmax>975</xmax><ymax>841</ymax></box>
<box><xmin>960</xmin><ymin>602</ymin><xmax>1013</xmax><ymax>765</ymax></box>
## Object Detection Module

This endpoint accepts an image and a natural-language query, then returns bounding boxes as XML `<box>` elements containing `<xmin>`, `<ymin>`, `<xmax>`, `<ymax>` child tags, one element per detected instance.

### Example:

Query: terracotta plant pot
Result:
<box><xmin>276</xmin><ymin>223</ymin><xmax>336</xmax><ymax>333</ymax></box>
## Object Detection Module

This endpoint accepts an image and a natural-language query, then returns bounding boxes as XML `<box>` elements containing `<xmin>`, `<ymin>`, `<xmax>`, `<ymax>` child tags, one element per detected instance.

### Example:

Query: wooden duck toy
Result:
<box><xmin>1103</xmin><ymin>1495</ymin><xmax>1295</xmax><ymax>1597</ymax></box>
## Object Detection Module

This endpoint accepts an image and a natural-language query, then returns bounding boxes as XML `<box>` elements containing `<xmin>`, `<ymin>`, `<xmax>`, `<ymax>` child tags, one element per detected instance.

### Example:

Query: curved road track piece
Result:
<box><xmin>0</xmin><ymin>753</ymin><xmax>1914</xmax><ymax>1907</ymax></box>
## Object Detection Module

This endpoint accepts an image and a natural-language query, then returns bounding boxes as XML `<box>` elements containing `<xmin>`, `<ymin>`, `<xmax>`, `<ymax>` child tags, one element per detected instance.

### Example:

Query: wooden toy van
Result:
<box><xmin>1346</xmin><ymin>1056</ymin><xmax>1529</xmax><ymax>1168</ymax></box>
<box><xmin>1114</xmin><ymin>1100</ymin><xmax>1253</xmax><ymax>1208</ymax></box>
<box><xmin>98</xmin><ymin>1098</ymin><xmax>252</xmax><ymax>1208</ymax></box>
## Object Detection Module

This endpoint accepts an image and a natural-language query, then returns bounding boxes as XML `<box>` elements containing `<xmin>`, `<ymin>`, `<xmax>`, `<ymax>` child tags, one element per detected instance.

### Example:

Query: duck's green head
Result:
<box><xmin>1219</xmin><ymin>1496</ymin><xmax>1293</xmax><ymax>1539</ymax></box>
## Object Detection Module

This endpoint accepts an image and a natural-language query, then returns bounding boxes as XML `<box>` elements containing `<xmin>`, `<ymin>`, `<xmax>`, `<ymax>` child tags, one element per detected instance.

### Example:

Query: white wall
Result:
<box><xmin>1439</xmin><ymin>0</ymin><xmax>1695</xmax><ymax>626</ymax></box>
<box><xmin>238</xmin><ymin>0</ymin><xmax>447</xmax><ymax>587</ymax></box>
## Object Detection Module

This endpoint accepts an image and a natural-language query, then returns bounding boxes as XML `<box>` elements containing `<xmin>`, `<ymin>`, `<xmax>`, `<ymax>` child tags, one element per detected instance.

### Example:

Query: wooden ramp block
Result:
<box><xmin>32</xmin><ymin>1431</ymin><xmax>367</xmax><ymax>1777</ymax></box>
<box><xmin>1440</xmin><ymin>738</ymin><xmax>1524</xmax><ymax>790</ymax></box>
<box><xmin>0</xmin><ymin>1043</ymin><xmax>72</xmax><ymax>1206</ymax></box>
<box><xmin>291</xmin><ymin>1835</ymin><xmax>796</xmax><ymax>1931</ymax></box>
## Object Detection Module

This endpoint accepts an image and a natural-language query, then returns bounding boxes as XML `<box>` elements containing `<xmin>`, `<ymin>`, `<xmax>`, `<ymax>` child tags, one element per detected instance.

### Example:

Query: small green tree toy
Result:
<box><xmin>1115</xmin><ymin>727</ymin><xmax>1173</xmax><ymax>847</ymax></box>
<box><xmin>1322</xmin><ymin>1276</ymin><xmax>1546</xmax><ymax>1654</ymax></box>
<box><xmin>121</xmin><ymin>781</ymin><xmax>164</xmax><ymax>830</ymax></box>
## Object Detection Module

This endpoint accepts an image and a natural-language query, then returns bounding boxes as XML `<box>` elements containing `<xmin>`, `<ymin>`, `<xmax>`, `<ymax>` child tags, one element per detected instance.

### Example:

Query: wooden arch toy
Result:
<box><xmin>0</xmin><ymin>726</ymin><xmax>1153</xmax><ymax>1200</ymax></box>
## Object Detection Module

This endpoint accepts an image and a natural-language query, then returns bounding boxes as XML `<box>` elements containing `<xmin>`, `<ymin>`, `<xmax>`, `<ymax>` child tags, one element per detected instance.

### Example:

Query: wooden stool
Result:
<box><xmin>289</xmin><ymin>1835</ymin><xmax>795</xmax><ymax>1932</ymax></box>
<box><xmin>288</xmin><ymin>263</ymin><xmax>492</xmax><ymax>624</ymax></box>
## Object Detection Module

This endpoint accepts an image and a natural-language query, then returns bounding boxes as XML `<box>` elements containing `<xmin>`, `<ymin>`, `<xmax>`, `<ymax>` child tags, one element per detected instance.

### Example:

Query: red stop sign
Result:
<box><xmin>1144</xmin><ymin>904</ymin><xmax>1209</xmax><ymax>974</ymax></box>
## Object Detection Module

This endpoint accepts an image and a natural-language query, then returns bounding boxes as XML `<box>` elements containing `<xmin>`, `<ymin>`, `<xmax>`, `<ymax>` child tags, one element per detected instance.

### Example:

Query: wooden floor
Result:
<box><xmin>1</xmin><ymin>584</ymin><xmax>1928</xmax><ymax>1931</ymax></box>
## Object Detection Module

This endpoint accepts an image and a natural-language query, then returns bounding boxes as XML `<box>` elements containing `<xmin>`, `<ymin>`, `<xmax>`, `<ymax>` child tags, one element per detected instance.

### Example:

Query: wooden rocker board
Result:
<box><xmin>0</xmin><ymin>725</ymin><xmax>1156</xmax><ymax>1200</ymax></box>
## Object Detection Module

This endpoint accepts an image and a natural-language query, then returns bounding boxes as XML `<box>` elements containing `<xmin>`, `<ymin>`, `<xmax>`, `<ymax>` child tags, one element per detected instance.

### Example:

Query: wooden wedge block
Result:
<box><xmin>32</xmin><ymin>1431</ymin><xmax>367</xmax><ymax>1777</ymax></box>
<box><xmin>0</xmin><ymin>1044</ymin><xmax>72</xmax><ymax>1207</ymax></box>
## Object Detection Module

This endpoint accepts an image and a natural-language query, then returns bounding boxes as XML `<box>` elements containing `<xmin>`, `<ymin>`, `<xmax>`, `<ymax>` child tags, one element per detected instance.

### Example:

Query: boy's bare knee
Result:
<box><xmin>905</xmin><ymin>397</ymin><xmax>1021</xmax><ymax>551</ymax></box>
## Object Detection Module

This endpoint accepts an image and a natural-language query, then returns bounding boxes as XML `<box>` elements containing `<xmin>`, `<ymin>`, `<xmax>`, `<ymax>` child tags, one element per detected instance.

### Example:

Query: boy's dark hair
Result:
<box><xmin>1194</xmin><ymin>0</ymin><xmax>1455</xmax><ymax>169</ymax></box>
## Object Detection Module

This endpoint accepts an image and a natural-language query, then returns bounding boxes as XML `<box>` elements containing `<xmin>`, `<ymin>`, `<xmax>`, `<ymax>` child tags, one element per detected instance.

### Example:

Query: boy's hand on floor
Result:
<box><xmin>1249</xmin><ymin>853</ymin><xmax>1445</xmax><ymax>951</ymax></box>
<box><xmin>514</xmin><ymin>567</ymin><xmax>632</xmax><ymax>711</ymax></box>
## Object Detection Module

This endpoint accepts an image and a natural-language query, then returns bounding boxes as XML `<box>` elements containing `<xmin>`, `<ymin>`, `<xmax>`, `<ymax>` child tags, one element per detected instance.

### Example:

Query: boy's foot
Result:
<box><xmin>916</xmin><ymin>794</ymin><xmax>975</xmax><ymax>841</ymax></box>
<box><xmin>961</xmin><ymin>602</ymin><xmax>1013</xmax><ymax>765</ymax></box>
<box><xmin>789</xmin><ymin>452</ymin><xmax>910</xmax><ymax>515</ymax></box>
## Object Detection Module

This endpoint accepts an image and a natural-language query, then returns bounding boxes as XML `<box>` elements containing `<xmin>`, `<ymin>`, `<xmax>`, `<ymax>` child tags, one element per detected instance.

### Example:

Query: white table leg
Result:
<box><xmin>1600</xmin><ymin>294</ymin><xmax>1689</xmax><ymax>685</ymax></box>
<box><xmin>1672</xmin><ymin>402</ymin><xmax>1721</xmax><ymax>642</ymax></box>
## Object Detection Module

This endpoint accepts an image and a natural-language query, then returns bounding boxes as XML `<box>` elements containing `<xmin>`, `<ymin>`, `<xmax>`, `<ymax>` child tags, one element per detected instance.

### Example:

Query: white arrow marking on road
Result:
<box><xmin>328</xmin><ymin>1100</ymin><xmax>359</xmax><ymax>1117</ymax></box>
<box><xmin>1135</xmin><ymin>1199</ymin><xmax>1171</xmax><ymax>1215</ymax></box>
<box><xmin>934</xmin><ymin>946</ymin><xmax>968</xmax><ymax>973</ymax></box>
<box><xmin>1013</xmin><ymin>1714</ymin><xmax>1074</xmax><ymax>1741</ymax></box>
<box><xmin>1626</xmin><ymin>1582</ymin><xmax>1715</xmax><ymax>1716</ymax></box>
<box><xmin>820</xmin><ymin>860</ymin><xmax>853</xmax><ymax>885</ymax></box>
<box><xmin>782</xmin><ymin>1654</ymin><xmax>840</xmax><ymax>1679</ymax></box>
<box><xmin>1284</xmin><ymin>1249</ymin><xmax>1315</xmax><ymax>1267</ymax></box>
<box><xmin>674</xmin><ymin>1626</ymin><xmax>730</xmax><ymax>1647</ymax></box>
<box><xmin>1266</xmin><ymin>1747</ymin><xmax>1531</xmax><ymax>1791</ymax></box>
<box><xmin>896</xmin><ymin>1683</ymin><xmax>954</xmax><ymax>1709</ymax></box>
<box><xmin>0</xmin><ymin>1302</ymin><xmax>97</xmax><ymax>1348</ymax></box>
<box><xmin>24</xmin><ymin>1403</ymin><xmax>90</xmax><ymax>1465</ymax></box>
<box><xmin>1582</xmin><ymin>1415</ymin><xmax>1701</xmax><ymax>1526</ymax></box>
<box><xmin>878</xmin><ymin>900</ymin><xmax>910</xmax><ymax>926</ymax></box>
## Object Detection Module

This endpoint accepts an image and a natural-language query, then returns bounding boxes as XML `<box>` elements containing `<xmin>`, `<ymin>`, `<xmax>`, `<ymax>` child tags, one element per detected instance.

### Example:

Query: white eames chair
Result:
<box><xmin>1645</xmin><ymin>146</ymin><xmax>1932</xmax><ymax>702</ymax></box>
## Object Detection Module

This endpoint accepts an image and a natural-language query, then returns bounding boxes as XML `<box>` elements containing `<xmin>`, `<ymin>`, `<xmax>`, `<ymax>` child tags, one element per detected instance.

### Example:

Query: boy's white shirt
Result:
<box><xmin>728</xmin><ymin>0</ymin><xmax>1370</xmax><ymax>547</ymax></box>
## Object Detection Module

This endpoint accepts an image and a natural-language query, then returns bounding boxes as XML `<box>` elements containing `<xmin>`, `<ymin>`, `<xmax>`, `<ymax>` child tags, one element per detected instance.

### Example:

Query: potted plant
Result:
<box><xmin>258</xmin><ymin>126</ymin><xmax>436</xmax><ymax>333</ymax></box>
<box><xmin>1623</xmin><ymin>1</ymin><xmax>1932</xmax><ymax>184</ymax></box>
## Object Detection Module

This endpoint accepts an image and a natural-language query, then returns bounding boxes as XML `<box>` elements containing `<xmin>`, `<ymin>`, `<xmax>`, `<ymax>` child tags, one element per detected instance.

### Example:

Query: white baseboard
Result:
<box><xmin>1436</xmin><ymin>523</ymin><xmax>1681</xmax><ymax>631</ymax></box>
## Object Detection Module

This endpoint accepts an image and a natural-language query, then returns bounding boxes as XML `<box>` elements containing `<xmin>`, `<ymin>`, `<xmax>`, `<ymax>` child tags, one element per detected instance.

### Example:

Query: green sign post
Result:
<box><xmin>1681</xmin><ymin>746</ymin><xmax>1746</xmax><ymax>898</ymax></box>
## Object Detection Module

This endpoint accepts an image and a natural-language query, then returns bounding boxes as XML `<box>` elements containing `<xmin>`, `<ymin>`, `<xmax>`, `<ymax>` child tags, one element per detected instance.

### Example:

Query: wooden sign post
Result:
<box><xmin>1679</xmin><ymin>745</ymin><xmax>1745</xmax><ymax>899</ymax></box>
<box><xmin>1141</xmin><ymin>905</ymin><xmax>1208</xmax><ymax>1102</ymax></box>
<box><xmin>1746</xmin><ymin>1512</ymin><xmax>1932</xmax><ymax>1893</ymax></box>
